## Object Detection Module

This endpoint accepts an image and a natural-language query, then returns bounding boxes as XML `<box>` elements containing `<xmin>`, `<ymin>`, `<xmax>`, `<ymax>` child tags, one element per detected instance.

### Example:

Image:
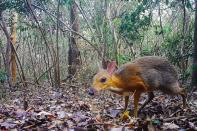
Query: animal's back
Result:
<box><xmin>133</xmin><ymin>56</ymin><xmax>178</xmax><ymax>78</ymax></box>
<box><xmin>115</xmin><ymin>56</ymin><xmax>179</xmax><ymax>93</ymax></box>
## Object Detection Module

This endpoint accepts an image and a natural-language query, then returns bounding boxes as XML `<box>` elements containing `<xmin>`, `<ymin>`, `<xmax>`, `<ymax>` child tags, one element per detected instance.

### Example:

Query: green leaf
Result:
<box><xmin>113</xmin><ymin>18</ymin><xmax>121</xmax><ymax>27</ymax></box>
<box><xmin>165</xmin><ymin>0</ymin><xmax>169</xmax><ymax>5</ymax></box>
<box><xmin>163</xmin><ymin>25</ymin><xmax>172</xmax><ymax>33</ymax></box>
<box><xmin>186</xmin><ymin>1</ymin><xmax>193</xmax><ymax>10</ymax></box>
<box><xmin>142</xmin><ymin>0</ymin><xmax>148</xmax><ymax>5</ymax></box>
<box><xmin>0</xmin><ymin>70</ymin><xmax>7</xmax><ymax>83</ymax></box>
<box><xmin>152</xmin><ymin>120</ymin><xmax>161</xmax><ymax>125</ymax></box>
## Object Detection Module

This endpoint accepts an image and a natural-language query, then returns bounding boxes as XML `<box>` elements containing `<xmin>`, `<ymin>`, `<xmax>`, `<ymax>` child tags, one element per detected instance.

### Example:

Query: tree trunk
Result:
<box><xmin>10</xmin><ymin>12</ymin><xmax>18</xmax><ymax>84</ymax></box>
<box><xmin>0</xmin><ymin>12</ymin><xmax>12</xmax><ymax>86</ymax></box>
<box><xmin>68</xmin><ymin>0</ymin><xmax>81</xmax><ymax>81</ymax></box>
<box><xmin>192</xmin><ymin>0</ymin><xmax>197</xmax><ymax>91</ymax></box>
<box><xmin>54</xmin><ymin>0</ymin><xmax>61</xmax><ymax>88</ymax></box>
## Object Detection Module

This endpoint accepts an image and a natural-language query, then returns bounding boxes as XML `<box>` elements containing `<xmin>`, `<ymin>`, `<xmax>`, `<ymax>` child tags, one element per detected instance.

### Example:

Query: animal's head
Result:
<box><xmin>90</xmin><ymin>61</ymin><xmax>117</xmax><ymax>93</ymax></box>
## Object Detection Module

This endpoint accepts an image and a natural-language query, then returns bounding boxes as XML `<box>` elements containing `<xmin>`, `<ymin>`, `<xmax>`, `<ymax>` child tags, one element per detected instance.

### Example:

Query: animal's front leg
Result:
<box><xmin>134</xmin><ymin>91</ymin><xmax>141</xmax><ymax>117</ymax></box>
<box><xmin>120</xmin><ymin>95</ymin><xmax>130</xmax><ymax>120</ymax></box>
<box><xmin>124</xmin><ymin>95</ymin><xmax>129</xmax><ymax>111</ymax></box>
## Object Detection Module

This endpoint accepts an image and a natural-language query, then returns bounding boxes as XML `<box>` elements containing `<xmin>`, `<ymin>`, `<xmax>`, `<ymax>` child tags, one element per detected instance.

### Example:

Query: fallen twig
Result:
<box><xmin>85</xmin><ymin>123</ymin><xmax>116</xmax><ymax>128</ymax></box>
<box><xmin>163</xmin><ymin>115</ymin><xmax>196</xmax><ymax>122</ymax></box>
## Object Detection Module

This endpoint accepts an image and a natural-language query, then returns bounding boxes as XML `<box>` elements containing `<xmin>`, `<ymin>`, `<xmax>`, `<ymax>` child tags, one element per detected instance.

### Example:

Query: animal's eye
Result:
<box><xmin>100</xmin><ymin>77</ymin><xmax>107</xmax><ymax>83</ymax></box>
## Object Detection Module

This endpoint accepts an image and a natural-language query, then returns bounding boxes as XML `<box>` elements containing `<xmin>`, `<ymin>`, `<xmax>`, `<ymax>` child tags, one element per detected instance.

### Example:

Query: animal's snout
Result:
<box><xmin>88</xmin><ymin>87</ymin><xmax>96</xmax><ymax>96</ymax></box>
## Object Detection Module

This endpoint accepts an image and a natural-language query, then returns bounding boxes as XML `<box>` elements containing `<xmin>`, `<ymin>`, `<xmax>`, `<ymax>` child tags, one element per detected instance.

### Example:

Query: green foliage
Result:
<box><xmin>181</xmin><ymin>66</ymin><xmax>192</xmax><ymax>81</ymax></box>
<box><xmin>119</xmin><ymin>1</ymin><xmax>153</xmax><ymax>42</ymax></box>
<box><xmin>40</xmin><ymin>72</ymin><xmax>49</xmax><ymax>80</ymax></box>
<box><xmin>162</xmin><ymin>33</ymin><xmax>181</xmax><ymax>63</ymax></box>
<box><xmin>186</xmin><ymin>0</ymin><xmax>193</xmax><ymax>10</ymax></box>
<box><xmin>165</xmin><ymin>0</ymin><xmax>169</xmax><ymax>5</ymax></box>
<box><xmin>154</xmin><ymin>24</ymin><xmax>172</xmax><ymax>35</ymax></box>
<box><xmin>0</xmin><ymin>0</ymin><xmax>50</xmax><ymax>14</ymax></box>
<box><xmin>160</xmin><ymin>22</ymin><xmax>193</xmax><ymax>83</ymax></box>
<box><xmin>0</xmin><ymin>0</ymin><xmax>28</xmax><ymax>14</ymax></box>
<box><xmin>112</xmin><ymin>18</ymin><xmax>121</xmax><ymax>28</ymax></box>
<box><xmin>141</xmin><ymin>46</ymin><xmax>153</xmax><ymax>56</ymax></box>
<box><xmin>117</xmin><ymin>54</ymin><xmax>131</xmax><ymax>65</ymax></box>
<box><xmin>0</xmin><ymin>0</ymin><xmax>195</xmax><ymax>87</ymax></box>
<box><xmin>0</xmin><ymin>70</ymin><xmax>7</xmax><ymax>83</ymax></box>
<box><xmin>169</xmin><ymin>0</ymin><xmax>193</xmax><ymax>10</ymax></box>
<box><xmin>17</xmin><ymin>24</ymin><xmax>29</xmax><ymax>32</ymax></box>
<box><xmin>62</xmin><ymin>0</ymin><xmax>74</xmax><ymax>8</ymax></box>
<box><xmin>161</xmin><ymin>32</ymin><xmax>193</xmax><ymax>64</ymax></box>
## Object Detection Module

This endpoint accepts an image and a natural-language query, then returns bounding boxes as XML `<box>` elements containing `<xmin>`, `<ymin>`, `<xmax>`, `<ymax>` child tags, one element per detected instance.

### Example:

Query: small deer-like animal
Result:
<box><xmin>90</xmin><ymin>56</ymin><xmax>187</xmax><ymax>117</ymax></box>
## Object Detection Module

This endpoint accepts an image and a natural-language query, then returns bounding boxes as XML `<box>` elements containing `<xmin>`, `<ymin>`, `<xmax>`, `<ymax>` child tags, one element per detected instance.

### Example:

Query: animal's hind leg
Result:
<box><xmin>138</xmin><ymin>92</ymin><xmax>154</xmax><ymax>113</ymax></box>
<box><xmin>179</xmin><ymin>88</ymin><xmax>187</xmax><ymax>108</ymax></box>
<box><xmin>170</xmin><ymin>83</ymin><xmax>187</xmax><ymax>108</ymax></box>
<box><xmin>134</xmin><ymin>91</ymin><xmax>141</xmax><ymax>117</ymax></box>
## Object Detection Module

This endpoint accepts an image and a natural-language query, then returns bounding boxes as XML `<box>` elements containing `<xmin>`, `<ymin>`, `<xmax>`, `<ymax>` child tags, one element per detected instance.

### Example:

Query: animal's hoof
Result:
<box><xmin>120</xmin><ymin>110</ymin><xmax>130</xmax><ymax>121</ymax></box>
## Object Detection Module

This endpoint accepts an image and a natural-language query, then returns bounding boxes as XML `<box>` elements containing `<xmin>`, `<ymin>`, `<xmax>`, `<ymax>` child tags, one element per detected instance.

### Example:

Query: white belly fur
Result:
<box><xmin>109</xmin><ymin>87</ymin><xmax>130</xmax><ymax>96</ymax></box>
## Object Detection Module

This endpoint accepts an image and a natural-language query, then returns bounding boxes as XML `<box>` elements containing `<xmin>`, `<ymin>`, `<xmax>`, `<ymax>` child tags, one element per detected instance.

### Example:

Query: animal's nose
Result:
<box><xmin>88</xmin><ymin>87</ymin><xmax>96</xmax><ymax>95</ymax></box>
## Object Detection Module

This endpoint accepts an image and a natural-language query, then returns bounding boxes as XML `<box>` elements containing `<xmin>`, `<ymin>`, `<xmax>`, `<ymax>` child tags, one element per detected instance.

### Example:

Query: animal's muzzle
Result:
<box><xmin>88</xmin><ymin>87</ymin><xmax>96</xmax><ymax>95</ymax></box>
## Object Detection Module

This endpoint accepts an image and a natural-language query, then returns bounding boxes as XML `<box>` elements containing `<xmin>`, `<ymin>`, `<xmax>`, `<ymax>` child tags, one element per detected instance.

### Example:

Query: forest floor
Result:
<box><xmin>0</xmin><ymin>82</ymin><xmax>197</xmax><ymax>130</ymax></box>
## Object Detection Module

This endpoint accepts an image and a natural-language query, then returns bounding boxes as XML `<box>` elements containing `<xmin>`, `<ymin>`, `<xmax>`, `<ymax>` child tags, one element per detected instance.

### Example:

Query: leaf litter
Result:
<box><xmin>0</xmin><ymin>82</ymin><xmax>196</xmax><ymax>130</ymax></box>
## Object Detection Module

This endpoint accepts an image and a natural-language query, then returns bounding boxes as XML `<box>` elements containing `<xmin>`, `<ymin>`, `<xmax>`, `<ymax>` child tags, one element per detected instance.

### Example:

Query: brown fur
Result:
<box><xmin>92</xmin><ymin>56</ymin><xmax>187</xmax><ymax>117</ymax></box>
<box><xmin>115</xmin><ymin>56</ymin><xmax>180</xmax><ymax>93</ymax></box>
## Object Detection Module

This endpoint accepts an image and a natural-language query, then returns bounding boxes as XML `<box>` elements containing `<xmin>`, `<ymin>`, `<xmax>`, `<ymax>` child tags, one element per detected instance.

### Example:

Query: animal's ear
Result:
<box><xmin>107</xmin><ymin>61</ymin><xmax>117</xmax><ymax>75</ymax></box>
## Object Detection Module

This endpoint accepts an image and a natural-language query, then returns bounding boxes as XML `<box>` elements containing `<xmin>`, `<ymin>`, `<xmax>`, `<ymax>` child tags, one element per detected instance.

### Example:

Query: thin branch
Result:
<box><xmin>26</xmin><ymin>0</ymin><xmax>55</xmax><ymax>63</ymax></box>
<box><xmin>158</xmin><ymin>2</ymin><xmax>164</xmax><ymax>40</ymax></box>
<box><xmin>163</xmin><ymin>115</ymin><xmax>195</xmax><ymax>122</ymax></box>
<box><xmin>0</xmin><ymin>12</ymin><xmax>12</xmax><ymax>86</ymax></box>
<box><xmin>36</xmin><ymin>64</ymin><xmax>54</xmax><ymax>83</ymax></box>
<box><xmin>31</xmin><ymin>3</ymin><xmax>102</xmax><ymax>57</ymax></box>
<box><xmin>74</xmin><ymin>1</ymin><xmax>95</xmax><ymax>40</ymax></box>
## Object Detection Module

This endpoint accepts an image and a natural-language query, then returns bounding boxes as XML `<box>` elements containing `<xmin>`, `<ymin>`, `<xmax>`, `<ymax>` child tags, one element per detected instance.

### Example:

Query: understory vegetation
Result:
<box><xmin>0</xmin><ymin>0</ymin><xmax>197</xmax><ymax>130</ymax></box>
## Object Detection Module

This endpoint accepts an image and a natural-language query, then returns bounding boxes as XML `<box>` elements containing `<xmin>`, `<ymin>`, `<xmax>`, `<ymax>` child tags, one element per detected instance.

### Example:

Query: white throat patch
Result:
<box><xmin>109</xmin><ymin>86</ymin><xmax>123</xmax><ymax>92</ymax></box>
<box><xmin>108</xmin><ymin>87</ymin><xmax>130</xmax><ymax>96</ymax></box>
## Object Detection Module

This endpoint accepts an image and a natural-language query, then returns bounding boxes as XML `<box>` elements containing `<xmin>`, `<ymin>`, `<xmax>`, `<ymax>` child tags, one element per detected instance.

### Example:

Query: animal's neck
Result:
<box><xmin>108</xmin><ymin>75</ymin><xmax>124</xmax><ymax>92</ymax></box>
